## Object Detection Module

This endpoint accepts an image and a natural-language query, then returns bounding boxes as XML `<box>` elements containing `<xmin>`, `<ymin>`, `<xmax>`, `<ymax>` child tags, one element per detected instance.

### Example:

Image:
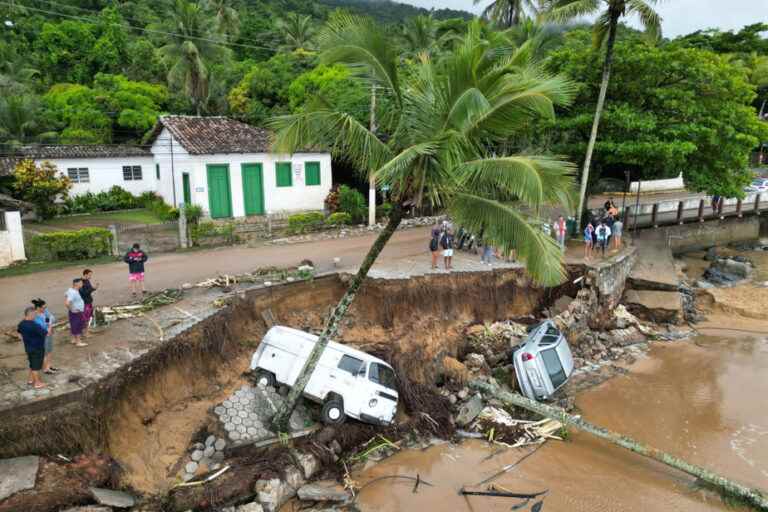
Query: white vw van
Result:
<box><xmin>250</xmin><ymin>326</ymin><xmax>399</xmax><ymax>426</ymax></box>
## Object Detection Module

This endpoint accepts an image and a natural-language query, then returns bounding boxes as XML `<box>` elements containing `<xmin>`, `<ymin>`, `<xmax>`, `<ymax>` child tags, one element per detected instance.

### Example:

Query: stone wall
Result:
<box><xmin>661</xmin><ymin>217</ymin><xmax>760</xmax><ymax>253</ymax></box>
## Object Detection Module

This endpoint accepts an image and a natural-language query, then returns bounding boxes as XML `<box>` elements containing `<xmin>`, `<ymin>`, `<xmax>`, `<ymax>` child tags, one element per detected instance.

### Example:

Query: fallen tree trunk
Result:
<box><xmin>470</xmin><ymin>380</ymin><xmax>768</xmax><ymax>511</ymax></box>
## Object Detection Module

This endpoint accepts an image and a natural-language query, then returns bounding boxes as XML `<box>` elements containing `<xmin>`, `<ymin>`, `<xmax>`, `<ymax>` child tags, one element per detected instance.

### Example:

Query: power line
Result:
<box><xmin>0</xmin><ymin>0</ymin><xmax>279</xmax><ymax>53</ymax></box>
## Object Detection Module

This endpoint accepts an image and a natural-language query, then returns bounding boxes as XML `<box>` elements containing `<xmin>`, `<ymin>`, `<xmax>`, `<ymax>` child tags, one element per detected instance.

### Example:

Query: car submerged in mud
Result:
<box><xmin>512</xmin><ymin>320</ymin><xmax>575</xmax><ymax>400</ymax></box>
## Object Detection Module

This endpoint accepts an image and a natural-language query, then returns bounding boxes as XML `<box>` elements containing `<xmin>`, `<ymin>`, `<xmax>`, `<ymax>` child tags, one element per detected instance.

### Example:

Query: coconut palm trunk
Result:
<box><xmin>271</xmin><ymin>204</ymin><xmax>404</xmax><ymax>431</ymax></box>
<box><xmin>471</xmin><ymin>380</ymin><xmax>768</xmax><ymax>511</ymax></box>
<box><xmin>575</xmin><ymin>11</ymin><xmax>619</xmax><ymax>229</ymax></box>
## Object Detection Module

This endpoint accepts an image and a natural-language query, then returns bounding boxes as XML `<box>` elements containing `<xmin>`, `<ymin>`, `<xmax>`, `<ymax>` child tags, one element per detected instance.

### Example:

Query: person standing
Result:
<box><xmin>612</xmin><ymin>218</ymin><xmax>623</xmax><ymax>250</ymax></box>
<box><xmin>605</xmin><ymin>214</ymin><xmax>615</xmax><ymax>250</ymax></box>
<box><xmin>18</xmin><ymin>307</ymin><xmax>47</xmax><ymax>389</ymax></box>
<box><xmin>65</xmin><ymin>278</ymin><xmax>88</xmax><ymax>348</ymax></box>
<box><xmin>32</xmin><ymin>299</ymin><xmax>57</xmax><ymax>375</ymax></box>
<box><xmin>429</xmin><ymin>226</ymin><xmax>441</xmax><ymax>270</ymax></box>
<box><xmin>554</xmin><ymin>215</ymin><xmax>567</xmax><ymax>253</ymax></box>
<box><xmin>583</xmin><ymin>223</ymin><xmax>594</xmax><ymax>260</ymax></box>
<box><xmin>595</xmin><ymin>221</ymin><xmax>611</xmax><ymax>258</ymax></box>
<box><xmin>441</xmin><ymin>228</ymin><xmax>455</xmax><ymax>271</ymax></box>
<box><xmin>481</xmin><ymin>239</ymin><xmax>494</xmax><ymax>265</ymax></box>
<box><xmin>124</xmin><ymin>243</ymin><xmax>148</xmax><ymax>298</ymax></box>
<box><xmin>79</xmin><ymin>269</ymin><xmax>99</xmax><ymax>338</ymax></box>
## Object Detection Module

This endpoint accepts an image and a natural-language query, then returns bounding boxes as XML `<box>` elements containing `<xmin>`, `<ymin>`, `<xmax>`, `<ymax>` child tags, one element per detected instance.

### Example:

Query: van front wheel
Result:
<box><xmin>321</xmin><ymin>398</ymin><xmax>346</xmax><ymax>425</ymax></box>
<box><xmin>254</xmin><ymin>369</ymin><xmax>276</xmax><ymax>389</ymax></box>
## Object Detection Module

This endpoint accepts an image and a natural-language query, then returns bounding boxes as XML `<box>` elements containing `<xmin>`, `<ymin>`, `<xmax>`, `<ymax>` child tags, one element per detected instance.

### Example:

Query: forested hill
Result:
<box><xmin>317</xmin><ymin>0</ymin><xmax>473</xmax><ymax>23</ymax></box>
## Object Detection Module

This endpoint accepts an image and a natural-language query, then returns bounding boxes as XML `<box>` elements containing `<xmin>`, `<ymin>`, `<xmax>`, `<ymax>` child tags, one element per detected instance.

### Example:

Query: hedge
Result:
<box><xmin>325</xmin><ymin>212</ymin><xmax>352</xmax><ymax>226</ymax></box>
<box><xmin>288</xmin><ymin>212</ymin><xmax>325</xmax><ymax>234</ymax></box>
<box><xmin>28</xmin><ymin>228</ymin><xmax>113</xmax><ymax>261</ymax></box>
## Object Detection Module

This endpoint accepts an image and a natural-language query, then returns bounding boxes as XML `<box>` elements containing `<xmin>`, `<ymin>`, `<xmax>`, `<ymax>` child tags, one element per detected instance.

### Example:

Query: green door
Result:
<box><xmin>241</xmin><ymin>163</ymin><xmax>265</xmax><ymax>216</ymax></box>
<box><xmin>206</xmin><ymin>164</ymin><xmax>232</xmax><ymax>218</ymax></box>
<box><xmin>182</xmin><ymin>173</ymin><xmax>191</xmax><ymax>205</ymax></box>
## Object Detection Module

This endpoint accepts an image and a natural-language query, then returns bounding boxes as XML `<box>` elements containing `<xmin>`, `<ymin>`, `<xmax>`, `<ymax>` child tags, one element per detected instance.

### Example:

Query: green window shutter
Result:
<box><xmin>305</xmin><ymin>162</ymin><xmax>321</xmax><ymax>186</ymax></box>
<box><xmin>276</xmin><ymin>162</ymin><xmax>292</xmax><ymax>187</ymax></box>
<box><xmin>155</xmin><ymin>164</ymin><xmax>160</xmax><ymax>180</ymax></box>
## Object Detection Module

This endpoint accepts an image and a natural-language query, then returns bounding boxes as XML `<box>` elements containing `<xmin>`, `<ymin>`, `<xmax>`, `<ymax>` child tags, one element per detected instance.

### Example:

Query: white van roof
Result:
<box><xmin>265</xmin><ymin>326</ymin><xmax>392</xmax><ymax>368</ymax></box>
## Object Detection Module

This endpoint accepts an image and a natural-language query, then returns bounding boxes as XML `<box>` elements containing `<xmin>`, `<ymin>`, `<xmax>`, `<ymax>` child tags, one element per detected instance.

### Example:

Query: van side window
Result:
<box><xmin>369</xmin><ymin>363</ymin><xmax>397</xmax><ymax>390</ymax></box>
<box><xmin>338</xmin><ymin>355</ymin><xmax>365</xmax><ymax>376</ymax></box>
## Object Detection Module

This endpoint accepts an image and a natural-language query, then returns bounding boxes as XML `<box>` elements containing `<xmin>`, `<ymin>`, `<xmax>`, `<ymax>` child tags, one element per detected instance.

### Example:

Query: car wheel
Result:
<box><xmin>254</xmin><ymin>369</ymin><xmax>276</xmax><ymax>389</ymax></box>
<box><xmin>321</xmin><ymin>398</ymin><xmax>346</xmax><ymax>425</ymax></box>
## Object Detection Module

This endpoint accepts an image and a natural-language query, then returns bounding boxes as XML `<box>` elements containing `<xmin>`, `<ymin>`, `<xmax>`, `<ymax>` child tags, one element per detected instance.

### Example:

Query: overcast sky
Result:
<box><xmin>404</xmin><ymin>0</ymin><xmax>765</xmax><ymax>38</ymax></box>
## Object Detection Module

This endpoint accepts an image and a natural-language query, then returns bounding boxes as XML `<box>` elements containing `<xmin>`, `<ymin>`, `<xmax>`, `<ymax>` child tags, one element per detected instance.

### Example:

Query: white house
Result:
<box><xmin>2</xmin><ymin>116</ymin><xmax>333</xmax><ymax>219</ymax></box>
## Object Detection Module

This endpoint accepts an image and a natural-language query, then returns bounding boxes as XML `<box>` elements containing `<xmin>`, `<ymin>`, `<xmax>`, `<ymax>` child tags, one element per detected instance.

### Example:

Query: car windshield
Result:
<box><xmin>369</xmin><ymin>363</ymin><xmax>397</xmax><ymax>391</ymax></box>
<box><xmin>338</xmin><ymin>355</ymin><xmax>365</xmax><ymax>376</ymax></box>
<box><xmin>541</xmin><ymin>348</ymin><xmax>567</xmax><ymax>389</ymax></box>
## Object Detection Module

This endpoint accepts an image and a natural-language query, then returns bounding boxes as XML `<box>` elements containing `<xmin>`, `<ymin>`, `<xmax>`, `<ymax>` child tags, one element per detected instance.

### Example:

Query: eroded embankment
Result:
<box><xmin>0</xmin><ymin>267</ymin><xmax>588</xmax><ymax>496</ymax></box>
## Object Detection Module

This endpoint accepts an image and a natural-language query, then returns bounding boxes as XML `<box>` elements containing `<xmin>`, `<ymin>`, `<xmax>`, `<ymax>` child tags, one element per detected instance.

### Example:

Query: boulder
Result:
<box><xmin>455</xmin><ymin>393</ymin><xmax>484</xmax><ymax>426</ymax></box>
<box><xmin>464</xmin><ymin>353</ymin><xmax>487</xmax><ymax>371</ymax></box>
<box><xmin>291</xmin><ymin>451</ymin><xmax>320</xmax><ymax>480</ymax></box>
<box><xmin>254</xmin><ymin>478</ymin><xmax>295</xmax><ymax>512</ymax></box>
<box><xmin>90</xmin><ymin>487</ymin><xmax>137</xmax><ymax>508</ymax></box>
<box><xmin>0</xmin><ymin>456</ymin><xmax>39</xmax><ymax>501</ymax></box>
<box><xmin>60</xmin><ymin>507</ymin><xmax>112</xmax><ymax>512</ymax></box>
<box><xmin>297</xmin><ymin>481</ymin><xmax>351</xmax><ymax>503</ymax></box>
<box><xmin>237</xmin><ymin>502</ymin><xmax>264</xmax><ymax>512</ymax></box>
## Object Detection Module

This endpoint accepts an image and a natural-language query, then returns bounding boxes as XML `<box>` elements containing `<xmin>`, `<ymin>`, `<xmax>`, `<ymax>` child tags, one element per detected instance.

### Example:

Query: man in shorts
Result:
<box><xmin>124</xmin><ymin>243</ymin><xmax>149</xmax><ymax>298</ymax></box>
<box><xmin>440</xmin><ymin>228</ymin><xmax>455</xmax><ymax>271</ymax></box>
<box><xmin>65</xmin><ymin>278</ymin><xmax>88</xmax><ymax>347</ymax></box>
<box><xmin>18</xmin><ymin>307</ymin><xmax>47</xmax><ymax>389</ymax></box>
<box><xmin>79</xmin><ymin>268</ymin><xmax>99</xmax><ymax>338</ymax></box>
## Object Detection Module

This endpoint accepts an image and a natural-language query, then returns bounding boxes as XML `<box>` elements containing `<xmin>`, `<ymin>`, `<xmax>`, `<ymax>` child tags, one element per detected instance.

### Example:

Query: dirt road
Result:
<box><xmin>0</xmin><ymin>228</ymin><xmax>431</xmax><ymax>327</ymax></box>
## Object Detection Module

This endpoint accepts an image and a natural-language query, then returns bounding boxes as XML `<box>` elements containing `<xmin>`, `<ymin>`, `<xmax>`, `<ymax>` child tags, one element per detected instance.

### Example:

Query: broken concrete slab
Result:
<box><xmin>255</xmin><ymin>477</ymin><xmax>297</xmax><ymax>512</ymax></box>
<box><xmin>90</xmin><ymin>487</ymin><xmax>137</xmax><ymax>508</ymax></box>
<box><xmin>291</xmin><ymin>450</ymin><xmax>320</xmax><ymax>480</ymax></box>
<box><xmin>455</xmin><ymin>393</ymin><xmax>484</xmax><ymax>426</ymax></box>
<box><xmin>297</xmin><ymin>481</ymin><xmax>351</xmax><ymax>502</ymax></box>
<box><xmin>624</xmin><ymin>290</ymin><xmax>683</xmax><ymax>325</ymax></box>
<box><xmin>0</xmin><ymin>455</ymin><xmax>39</xmax><ymax>501</ymax></box>
<box><xmin>237</xmin><ymin>502</ymin><xmax>265</xmax><ymax>512</ymax></box>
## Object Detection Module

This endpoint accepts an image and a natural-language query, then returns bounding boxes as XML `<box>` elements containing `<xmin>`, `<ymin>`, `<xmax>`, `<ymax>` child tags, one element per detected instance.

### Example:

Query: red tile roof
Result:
<box><xmin>146</xmin><ymin>116</ymin><xmax>274</xmax><ymax>155</ymax></box>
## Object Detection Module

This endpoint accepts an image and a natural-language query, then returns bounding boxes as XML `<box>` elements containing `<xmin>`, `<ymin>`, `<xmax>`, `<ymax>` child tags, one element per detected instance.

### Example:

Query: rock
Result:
<box><xmin>206</xmin><ymin>435</ymin><xmax>216</xmax><ymax>447</ymax></box>
<box><xmin>60</xmin><ymin>507</ymin><xmax>112</xmax><ymax>512</ymax></box>
<box><xmin>718</xmin><ymin>258</ymin><xmax>752</xmax><ymax>279</ymax></box>
<box><xmin>624</xmin><ymin>290</ymin><xmax>683</xmax><ymax>325</ymax></box>
<box><xmin>185</xmin><ymin>461</ymin><xmax>199</xmax><ymax>474</ymax></box>
<box><xmin>182</xmin><ymin>282</ymin><xmax>193</xmax><ymax>289</ymax></box>
<box><xmin>464</xmin><ymin>353</ymin><xmax>487</xmax><ymax>371</ymax></box>
<box><xmin>204</xmin><ymin>446</ymin><xmax>215</xmax><ymax>458</ymax></box>
<box><xmin>214</xmin><ymin>438</ymin><xmax>227</xmax><ymax>451</ymax></box>
<box><xmin>284</xmin><ymin>465</ymin><xmax>305</xmax><ymax>490</ymax></box>
<box><xmin>704</xmin><ymin>246</ymin><xmax>718</xmax><ymax>261</ymax></box>
<box><xmin>236</xmin><ymin>502</ymin><xmax>265</xmax><ymax>512</ymax></box>
<box><xmin>0</xmin><ymin>456</ymin><xmax>39</xmax><ymax>501</ymax></box>
<box><xmin>90</xmin><ymin>487</ymin><xmax>137</xmax><ymax>508</ymax></box>
<box><xmin>191</xmin><ymin>450</ymin><xmax>204</xmax><ymax>462</ymax></box>
<box><xmin>447</xmin><ymin>394</ymin><xmax>457</xmax><ymax>405</ymax></box>
<box><xmin>329</xmin><ymin>440</ymin><xmax>342</xmax><ymax>454</ymax></box>
<box><xmin>255</xmin><ymin>478</ymin><xmax>296</xmax><ymax>512</ymax></box>
<box><xmin>612</xmin><ymin>304</ymin><xmax>639</xmax><ymax>329</ymax></box>
<box><xmin>455</xmin><ymin>393</ymin><xmax>484</xmax><ymax>426</ymax></box>
<box><xmin>457</xmin><ymin>388</ymin><xmax>468</xmax><ymax>400</ymax></box>
<box><xmin>291</xmin><ymin>451</ymin><xmax>320</xmax><ymax>480</ymax></box>
<box><xmin>695</xmin><ymin>279</ymin><xmax>714</xmax><ymax>289</ymax></box>
<box><xmin>297</xmin><ymin>481</ymin><xmax>351</xmax><ymax>503</ymax></box>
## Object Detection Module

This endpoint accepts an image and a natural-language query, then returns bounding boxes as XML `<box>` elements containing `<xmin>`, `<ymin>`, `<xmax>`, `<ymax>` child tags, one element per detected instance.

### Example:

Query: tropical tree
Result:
<box><xmin>276</xmin><ymin>13</ymin><xmax>316</xmax><ymax>52</ymax></box>
<box><xmin>400</xmin><ymin>15</ymin><xmax>458</xmax><ymax>57</ymax></box>
<box><xmin>0</xmin><ymin>95</ymin><xmax>41</xmax><ymax>146</ymax></box>
<box><xmin>475</xmin><ymin>0</ymin><xmax>542</xmax><ymax>28</ymax></box>
<box><xmin>157</xmin><ymin>0</ymin><xmax>227</xmax><ymax>115</ymax></box>
<box><xmin>0</xmin><ymin>42</ymin><xmax>38</xmax><ymax>94</ymax></box>
<box><xmin>544</xmin><ymin>0</ymin><xmax>661</xmax><ymax>227</ymax></box>
<box><xmin>205</xmin><ymin>0</ymin><xmax>240</xmax><ymax>39</ymax></box>
<box><xmin>268</xmin><ymin>16</ymin><xmax>576</xmax><ymax>431</ymax></box>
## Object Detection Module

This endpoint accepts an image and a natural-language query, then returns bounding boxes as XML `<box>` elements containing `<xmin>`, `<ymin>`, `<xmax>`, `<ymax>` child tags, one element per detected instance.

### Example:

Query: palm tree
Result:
<box><xmin>0</xmin><ymin>43</ymin><xmax>38</xmax><ymax>94</ymax></box>
<box><xmin>544</xmin><ymin>0</ymin><xmax>661</xmax><ymax>228</ymax></box>
<box><xmin>0</xmin><ymin>95</ymin><xmax>40</xmax><ymax>147</ymax></box>
<box><xmin>268</xmin><ymin>16</ymin><xmax>576</xmax><ymax>431</ymax></box>
<box><xmin>276</xmin><ymin>13</ymin><xmax>316</xmax><ymax>52</ymax></box>
<box><xmin>475</xmin><ymin>0</ymin><xmax>542</xmax><ymax>28</ymax></box>
<box><xmin>157</xmin><ymin>0</ymin><xmax>227</xmax><ymax>115</ymax></box>
<box><xmin>401</xmin><ymin>15</ymin><xmax>458</xmax><ymax>57</ymax></box>
<box><xmin>205</xmin><ymin>0</ymin><xmax>239</xmax><ymax>39</ymax></box>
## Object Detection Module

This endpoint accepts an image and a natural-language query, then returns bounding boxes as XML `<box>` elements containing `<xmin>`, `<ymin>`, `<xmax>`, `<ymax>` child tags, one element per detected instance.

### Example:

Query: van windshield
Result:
<box><xmin>369</xmin><ymin>363</ymin><xmax>397</xmax><ymax>391</ymax></box>
<box><xmin>541</xmin><ymin>348</ymin><xmax>567</xmax><ymax>389</ymax></box>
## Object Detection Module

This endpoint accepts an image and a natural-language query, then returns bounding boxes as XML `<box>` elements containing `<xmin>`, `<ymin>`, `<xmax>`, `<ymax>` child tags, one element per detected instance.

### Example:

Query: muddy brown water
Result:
<box><xmin>355</xmin><ymin>333</ymin><xmax>768</xmax><ymax>511</ymax></box>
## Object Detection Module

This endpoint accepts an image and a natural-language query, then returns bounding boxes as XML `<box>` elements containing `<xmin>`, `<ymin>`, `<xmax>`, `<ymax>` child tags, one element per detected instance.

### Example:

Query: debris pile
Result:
<box><xmin>96</xmin><ymin>288</ymin><xmax>183</xmax><ymax>323</ymax></box>
<box><xmin>193</xmin><ymin>265</ymin><xmax>315</xmax><ymax>290</ymax></box>
<box><xmin>700</xmin><ymin>256</ymin><xmax>754</xmax><ymax>287</ymax></box>
<box><xmin>470</xmin><ymin>407</ymin><xmax>563</xmax><ymax>447</ymax></box>
<box><xmin>464</xmin><ymin>321</ymin><xmax>527</xmax><ymax>366</ymax></box>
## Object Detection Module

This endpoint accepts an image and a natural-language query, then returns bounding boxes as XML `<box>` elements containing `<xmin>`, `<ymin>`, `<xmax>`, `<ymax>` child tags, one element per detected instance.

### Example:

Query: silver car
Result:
<box><xmin>512</xmin><ymin>320</ymin><xmax>575</xmax><ymax>400</ymax></box>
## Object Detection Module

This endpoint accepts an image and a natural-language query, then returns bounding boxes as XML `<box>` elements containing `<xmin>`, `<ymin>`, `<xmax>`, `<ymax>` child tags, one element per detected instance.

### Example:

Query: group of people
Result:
<box><xmin>583</xmin><ymin>198</ymin><xmax>623</xmax><ymax>259</ymax></box>
<box><xmin>15</xmin><ymin>243</ymin><xmax>149</xmax><ymax>390</ymax></box>
<box><xmin>429</xmin><ymin>221</ymin><xmax>455</xmax><ymax>271</ymax></box>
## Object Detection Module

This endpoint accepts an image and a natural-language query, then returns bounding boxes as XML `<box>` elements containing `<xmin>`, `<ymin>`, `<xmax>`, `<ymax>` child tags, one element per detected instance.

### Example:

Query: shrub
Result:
<box><xmin>62</xmin><ymin>186</ymin><xmax>144</xmax><ymax>214</ymax></box>
<box><xmin>378</xmin><ymin>202</ymin><xmax>393</xmax><ymax>219</ymax></box>
<box><xmin>13</xmin><ymin>159</ymin><xmax>72</xmax><ymax>220</ymax></box>
<box><xmin>324</xmin><ymin>187</ymin><xmax>340</xmax><ymax>213</ymax></box>
<box><xmin>183</xmin><ymin>204</ymin><xmax>204</xmax><ymax>225</ymax></box>
<box><xmin>190</xmin><ymin>221</ymin><xmax>237</xmax><ymax>245</ymax></box>
<box><xmin>146</xmin><ymin>197</ymin><xmax>178</xmax><ymax>221</ymax></box>
<box><xmin>337</xmin><ymin>185</ymin><xmax>366</xmax><ymax>223</ymax></box>
<box><xmin>288</xmin><ymin>212</ymin><xmax>325</xmax><ymax>234</ymax></box>
<box><xmin>325</xmin><ymin>212</ymin><xmax>352</xmax><ymax>226</ymax></box>
<box><xmin>28</xmin><ymin>228</ymin><xmax>113</xmax><ymax>261</ymax></box>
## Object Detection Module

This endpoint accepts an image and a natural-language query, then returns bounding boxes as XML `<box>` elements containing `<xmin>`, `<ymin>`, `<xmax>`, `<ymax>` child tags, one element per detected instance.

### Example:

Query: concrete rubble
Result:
<box><xmin>0</xmin><ymin>455</ymin><xmax>39</xmax><ymax>501</ymax></box>
<box><xmin>89</xmin><ymin>487</ymin><xmax>137</xmax><ymax>508</ymax></box>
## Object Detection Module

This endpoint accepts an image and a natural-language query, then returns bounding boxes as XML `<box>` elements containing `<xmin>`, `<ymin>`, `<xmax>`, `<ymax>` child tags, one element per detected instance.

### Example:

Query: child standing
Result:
<box><xmin>124</xmin><ymin>243</ymin><xmax>149</xmax><ymax>298</ymax></box>
<box><xmin>17</xmin><ymin>307</ymin><xmax>47</xmax><ymax>389</ymax></box>
<box><xmin>583</xmin><ymin>223</ymin><xmax>594</xmax><ymax>260</ymax></box>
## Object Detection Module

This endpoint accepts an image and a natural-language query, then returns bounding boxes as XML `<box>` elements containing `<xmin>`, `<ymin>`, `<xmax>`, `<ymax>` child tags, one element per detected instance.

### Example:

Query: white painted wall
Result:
<box><xmin>629</xmin><ymin>172</ymin><xmax>685</xmax><ymax>193</ymax></box>
<box><xmin>39</xmin><ymin>157</ymin><xmax>157</xmax><ymax>197</ymax></box>
<box><xmin>0</xmin><ymin>211</ymin><xmax>26</xmax><ymax>268</ymax></box>
<box><xmin>151</xmin><ymin>127</ymin><xmax>194</xmax><ymax>207</ymax></box>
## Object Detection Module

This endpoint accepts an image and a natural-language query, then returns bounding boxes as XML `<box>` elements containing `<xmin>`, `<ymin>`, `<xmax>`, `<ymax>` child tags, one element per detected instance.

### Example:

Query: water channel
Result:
<box><xmin>355</xmin><ymin>249</ymin><xmax>768</xmax><ymax>511</ymax></box>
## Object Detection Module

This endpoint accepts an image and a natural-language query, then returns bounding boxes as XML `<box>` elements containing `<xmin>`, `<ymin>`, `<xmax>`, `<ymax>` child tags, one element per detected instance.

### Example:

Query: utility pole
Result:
<box><xmin>368</xmin><ymin>86</ymin><xmax>377</xmax><ymax>227</ymax></box>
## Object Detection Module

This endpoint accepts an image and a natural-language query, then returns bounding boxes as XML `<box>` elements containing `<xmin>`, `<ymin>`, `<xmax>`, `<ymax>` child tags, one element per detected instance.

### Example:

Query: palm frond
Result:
<box><xmin>592</xmin><ymin>11</ymin><xmax>612</xmax><ymax>48</ymax></box>
<box><xmin>451</xmin><ymin>193</ymin><xmax>567</xmax><ymax>285</ymax></box>
<box><xmin>627</xmin><ymin>0</ymin><xmax>662</xmax><ymax>40</ymax></box>
<box><xmin>543</xmin><ymin>0</ymin><xmax>601</xmax><ymax>24</ymax></box>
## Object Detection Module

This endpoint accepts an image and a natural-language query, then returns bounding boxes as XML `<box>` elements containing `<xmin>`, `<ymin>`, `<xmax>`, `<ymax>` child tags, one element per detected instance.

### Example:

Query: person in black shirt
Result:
<box><xmin>80</xmin><ymin>268</ymin><xmax>99</xmax><ymax>338</ymax></box>
<box><xmin>17</xmin><ymin>307</ymin><xmax>47</xmax><ymax>389</ymax></box>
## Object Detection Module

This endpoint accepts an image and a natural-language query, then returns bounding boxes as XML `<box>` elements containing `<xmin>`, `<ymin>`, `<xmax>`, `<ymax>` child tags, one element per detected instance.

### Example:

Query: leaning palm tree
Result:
<box><xmin>268</xmin><ymin>16</ymin><xmax>577</xmax><ymax>431</ymax></box>
<box><xmin>157</xmin><ymin>0</ymin><xmax>227</xmax><ymax>115</ymax></box>
<box><xmin>276</xmin><ymin>13</ymin><xmax>316</xmax><ymax>52</ymax></box>
<box><xmin>544</xmin><ymin>0</ymin><xmax>661</xmax><ymax>227</ymax></box>
<box><xmin>475</xmin><ymin>0</ymin><xmax>542</xmax><ymax>28</ymax></box>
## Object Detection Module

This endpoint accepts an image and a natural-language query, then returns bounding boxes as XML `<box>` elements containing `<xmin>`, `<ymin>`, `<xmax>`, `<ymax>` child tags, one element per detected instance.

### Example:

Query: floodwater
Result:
<box><xmin>355</xmin><ymin>333</ymin><xmax>768</xmax><ymax>511</ymax></box>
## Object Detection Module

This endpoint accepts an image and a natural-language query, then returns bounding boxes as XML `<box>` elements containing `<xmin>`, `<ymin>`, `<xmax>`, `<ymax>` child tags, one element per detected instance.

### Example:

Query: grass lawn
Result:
<box><xmin>28</xmin><ymin>209</ymin><xmax>164</xmax><ymax>232</ymax></box>
<box><xmin>0</xmin><ymin>255</ymin><xmax>119</xmax><ymax>279</ymax></box>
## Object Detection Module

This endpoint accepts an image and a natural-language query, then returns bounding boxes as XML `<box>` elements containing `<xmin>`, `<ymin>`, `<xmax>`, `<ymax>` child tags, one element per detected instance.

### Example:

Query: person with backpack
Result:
<box><xmin>440</xmin><ymin>228</ymin><xmax>455</xmax><ymax>271</ymax></box>
<box><xmin>18</xmin><ymin>307</ymin><xmax>48</xmax><ymax>389</ymax></box>
<box><xmin>554</xmin><ymin>215</ymin><xmax>567</xmax><ymax>252</ymax></box>
<box><xmin>124</xmin><ymin>243</ymin><xmax>149</xmax><ymax>298</ymax></box>
<box><xmin>595</xmin><ymin>221</ymin><xmax>611</xmax><ymax>258</ymax></box>
<box><xmin>429</xmin><ymin>226</ymin><xmax>441</xmax><ymax>270</ymax></box>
